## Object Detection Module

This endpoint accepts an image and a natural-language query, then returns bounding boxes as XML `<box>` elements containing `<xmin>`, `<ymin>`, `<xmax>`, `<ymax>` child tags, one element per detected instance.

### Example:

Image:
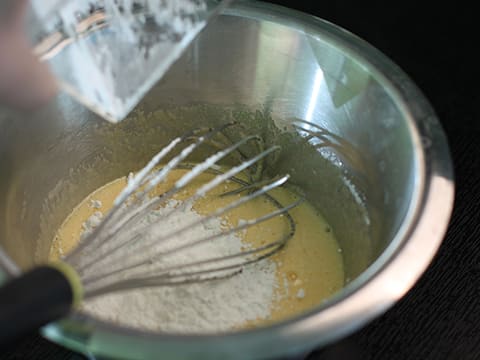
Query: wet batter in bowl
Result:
<box><xmin>50</xmin><ymin>168</ymin><xmax>344</xmax><ymax>333</ymax></box>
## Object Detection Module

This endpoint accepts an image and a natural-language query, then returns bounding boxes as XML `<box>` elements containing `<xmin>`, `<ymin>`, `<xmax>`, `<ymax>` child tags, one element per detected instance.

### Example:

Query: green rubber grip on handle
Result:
<box><xmin>0</xmin><ymin>266</ymin><xmax>75</xmax><ymax>349</ymax></box>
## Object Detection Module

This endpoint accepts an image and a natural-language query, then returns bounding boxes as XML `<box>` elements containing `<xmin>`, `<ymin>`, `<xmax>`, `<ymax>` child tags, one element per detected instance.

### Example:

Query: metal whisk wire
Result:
<box><xmin>63</xmin><ymin>123</ymin><xmax>300</xmax><ymax>298</ymax></box>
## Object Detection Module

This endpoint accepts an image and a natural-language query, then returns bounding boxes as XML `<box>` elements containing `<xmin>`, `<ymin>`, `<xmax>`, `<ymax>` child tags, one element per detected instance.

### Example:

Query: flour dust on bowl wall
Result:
<box><xmin>0</xmin><ymin>2</ymin><xmax>453</xmax><ymax>359</ymax></box>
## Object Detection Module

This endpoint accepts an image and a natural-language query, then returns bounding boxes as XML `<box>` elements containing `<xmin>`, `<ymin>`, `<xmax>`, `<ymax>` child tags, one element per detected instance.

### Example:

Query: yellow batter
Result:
<box><xmin>50</xmin><ymin>168</ymin><xmax>344</xmax><ymax>326</ymax></box>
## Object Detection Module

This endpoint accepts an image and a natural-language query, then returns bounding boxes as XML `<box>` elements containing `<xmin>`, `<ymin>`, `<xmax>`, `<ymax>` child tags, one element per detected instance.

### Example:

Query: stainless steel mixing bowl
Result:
<box><xmin>0</xmin><ymin>1</ymin><xmax>454</xmax><ymax>359</ymax></box>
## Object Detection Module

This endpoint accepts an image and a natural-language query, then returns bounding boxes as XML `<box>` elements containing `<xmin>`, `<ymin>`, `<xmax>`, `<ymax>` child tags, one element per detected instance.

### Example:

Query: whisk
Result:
<box><xmin>0</xmin><ymin>123</ymin><xmax>299</xmax><ymax>346</ymax></box>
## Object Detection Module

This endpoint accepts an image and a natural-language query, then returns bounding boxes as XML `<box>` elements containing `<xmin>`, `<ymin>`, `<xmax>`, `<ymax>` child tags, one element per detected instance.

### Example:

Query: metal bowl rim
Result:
<box><xmin>19</xmin><ymin>0</ymin><xmax>454</xmax><ymax>354</ymax></box>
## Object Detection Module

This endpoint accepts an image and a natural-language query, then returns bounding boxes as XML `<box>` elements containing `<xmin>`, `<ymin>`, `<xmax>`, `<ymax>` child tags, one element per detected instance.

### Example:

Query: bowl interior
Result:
<box><xmin>0</xmin><ymin>3</ymin><xmax>427</xmax><ymax>359</ymax></box>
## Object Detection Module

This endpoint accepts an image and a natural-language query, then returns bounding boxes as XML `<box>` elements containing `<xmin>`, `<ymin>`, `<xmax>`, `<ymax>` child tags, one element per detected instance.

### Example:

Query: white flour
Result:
<box><xmin>82</xmin><ymin>198</ymin><xmax>279</xmax><ymax>333</ymax></box>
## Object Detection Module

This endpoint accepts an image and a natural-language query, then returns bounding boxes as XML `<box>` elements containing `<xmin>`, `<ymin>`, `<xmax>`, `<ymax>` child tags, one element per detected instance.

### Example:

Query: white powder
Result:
<box><xmin>90</xmin><ymin>199</ymin><xmax>103</xmax><ymax>209</ymax></box>
<box><xmin>296</xmin><ymin>289</ymin><xmax>305</xmax><ymax>299</ymax></box>
<box><xmin>82</xmin><ymin>198</ymin><xmax>279</xmax><ymax>333</ymax></box>
<box><xmin>82</xmin><ymin>211</ymin><xmax>103</xmax><ymax>236</ymax></box>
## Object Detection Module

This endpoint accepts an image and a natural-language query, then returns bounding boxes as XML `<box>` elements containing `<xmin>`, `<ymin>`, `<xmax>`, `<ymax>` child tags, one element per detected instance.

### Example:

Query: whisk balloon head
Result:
<box><xmin>65</xmin><ymin>123</ymin><xmax>300</xmax><ymax>298</ymax></box>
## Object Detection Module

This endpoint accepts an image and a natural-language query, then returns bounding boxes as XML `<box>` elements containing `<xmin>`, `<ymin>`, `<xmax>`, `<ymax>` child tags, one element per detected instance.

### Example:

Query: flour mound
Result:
<box><xmin>83</xmin><ymin>199</ymin><xmax>278</xmax><ymax>333</ymax></box>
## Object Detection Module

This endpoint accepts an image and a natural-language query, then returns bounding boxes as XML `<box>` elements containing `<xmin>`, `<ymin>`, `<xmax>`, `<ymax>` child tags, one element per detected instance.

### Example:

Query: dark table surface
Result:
<box><xmin>3</xmin><ymin>1</ymin><xmax>479</xmax><ymax>359</ymax></box>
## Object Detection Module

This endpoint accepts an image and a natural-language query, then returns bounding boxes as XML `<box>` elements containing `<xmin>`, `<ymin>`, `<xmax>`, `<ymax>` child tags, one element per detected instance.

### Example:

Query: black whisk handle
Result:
<box><xmin>0</xmin><ymin>266</ymin><xmax>75</xmax><ymax>348</ymax></box>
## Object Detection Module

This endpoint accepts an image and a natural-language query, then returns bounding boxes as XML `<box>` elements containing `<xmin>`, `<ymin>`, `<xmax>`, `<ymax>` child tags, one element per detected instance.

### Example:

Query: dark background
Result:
<box><xmin>3</xmin><ymin>1</ymin><xmax>479</xmax><ymax>359</ymax></box>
